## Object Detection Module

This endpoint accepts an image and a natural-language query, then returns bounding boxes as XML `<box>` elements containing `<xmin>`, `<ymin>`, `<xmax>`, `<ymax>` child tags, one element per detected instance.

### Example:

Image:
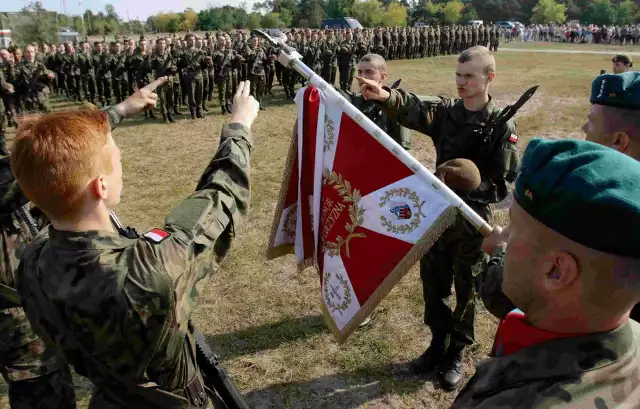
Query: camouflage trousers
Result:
<box><xmin>101</xmin><ymin>77</ymin><xmax>113</xmax><ymax>106</ymax></box>
<box><xmin>66</xmin><ymin>75</ymin><xmax>81</xmax><ymax>101</ymax></box>
<box><xmin>419</xmin><ymin>212</ymin><xmax>487</xmax><ymax>349</ymax></box>
<box><xmin>216</xmin><ymin>77</ymin><xmax>232</xmax><ymax>112</ymax></box>
<box><xmin>112</xmin><ymin>78</ymin><xmax>127</xmax><ymax>104</ymax></box>
<box><xmin>338</xmin><ymin>63</ymin><xmax>355</xmax><ymax>91</ymax></box>
<box><xmin>0</xmin><ymin>307</ymin><xmax>76</xmax><ymax>409</ymax></box>
<box><xmin>81</xmin><ymin>75</ymin><xmax>97</xmax><ymax>104</ymax></box>
<box><xmin>249</xmin><ymin>74</ymin><xmax>265</xmax><ymax>105</ymax></box>
<box><xmin>202</xmin><ymin>74</ymin><xmax>209</xmax><ymax>109</ymax></box>
<box><xmin>184</xmin><ymin>76</ymin><xmax>203</xmax><ymax>113</ymax></box>
<box><xmin>158</xmin><ymin>82</ymin><xmax>174</xmax><ymax>115</ymax></box>
<box><xmin>0</xmin><ymin>104</ymin><xmax>6</xmax><ymax>154</ymax></box>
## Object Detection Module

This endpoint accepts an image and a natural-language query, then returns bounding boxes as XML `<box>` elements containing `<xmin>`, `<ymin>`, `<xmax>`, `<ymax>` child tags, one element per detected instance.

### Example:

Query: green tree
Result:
<box><xmin>615</xmin><ymin>0</ymin><xmax>638</xmax><ymax>25</ymax></box>
<box><xmin>442</xmin><ymin>0</ymin><xmax>464</xmax><ymax>24</ymax></box>
<box><xmin>383</xmin><ymin>2</ymin><xmax>409</xmax><ymax>25</ymax></box>
<box><xmin>352</xmin><ymin>0</ymin><xmax>384</xmax><ymax>26</ymax></box>
<box><xmin>531</xmin><ymin>0</ymin><xmax>566</xmax><ymax>24</ymax></box>
<box><xmin>461</xmin><ymin>3</ymin><xmax>479</xmax><ymax>22</ymax></box>
<box><xmin>582</xmin><ymin>0</ymin><xmax>615</xmax><ymax>25</ymax></box>
<box><xmin>261</xmin><ymin>12</ymin><xmax>285</xmax><ymax>27</ymax></box>
<box><xmin>412</xmin><ymin>1</ymin><xmax>442</xmax><ymax>24</ymax></box>
<box><xmin>247</xmin><ymin>13</ymin><xmax>263</xmax><ymax>28</ymax></box>
<box><xmin>182</xmin><ymin>8</ymin><xmax>199</xmax><ymax>31</ymax></box>
<box><xmin>325</xmin><ymin>0</ymin><xmax>355</xmax><ymax>18</ymax></box>
<box><xmin>19</xmin><ymin>1</ymin><xmax>58</xmax><ymax>45</ymax></box>
<box><xmin>294</xmin><ymin>0</ymin><xmax>326</xmax><ymax>27</ymax></box>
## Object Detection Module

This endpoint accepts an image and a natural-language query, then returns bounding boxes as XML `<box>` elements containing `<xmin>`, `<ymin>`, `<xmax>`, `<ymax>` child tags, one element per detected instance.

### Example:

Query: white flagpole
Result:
<box><xmin>267</xmin><ymin>35</ymin><xmax>493</xmax><ymax>237</ymax></box>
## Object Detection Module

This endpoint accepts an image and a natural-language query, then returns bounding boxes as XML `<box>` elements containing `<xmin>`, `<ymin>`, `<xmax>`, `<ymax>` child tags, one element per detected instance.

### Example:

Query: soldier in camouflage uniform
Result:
<box><xmin>151</xmin><ymin>38</ymin><xmax>177</xmax><ymax>123</ymax></box>
<box><xmin>110</xmin><ymin>42</ymin><xmax>128</xmax><ymax>104</ymax></box>
<box><xmin>12</xmin><ymin>78</ymin><xmax>259</xmax><ymax>409</ymax></box>
<box><xmin>247</xmin><ymin>37</ymin><xmax>269</xmax><ymax>110</ymax></box>
<box><xmin>212</xmin><ymin>35</ymin><xmax>241</xmax><ymax>115</ymax></box>
<box><xmin>321</xmin><ymin>30</ymin><xmax>338</xmax><ymax>85</ymax></box>
<box><xmin>357</xmin><ymin>46</ymin><xmax>520</xmax><ymax>391</ymax></box>
<box><xmin>60</xmin><ymin>44</ymin><xmax>79</xmax><ymax>102</ymax></box>
<box><xmin>14</xmin><ymin>45</ymin><xmax>55</xmax><ymax>113</ymax></box>
<box><xmin>78</xmin><ymin>42</ymin><xmax>96</xmax><ymax>104</ymax></box>
<box><xmin>196</xmin><ymin>37</ymin><xmax>210</xmax><ymax>114</ymax></box>
<box><xmin>0</xmin><ymin>49</ymin><xmax>17</xmax><ymax>128</ymax></box>
<box><xmin>130</xmin><ymin>38</ymin><xmax>156</xmax><ymax>119</ymax></box>
<box><xmin>337</xmin><ymin>30</ymin><xmax>356</xmax><ymax>92</ymax></box>
<box><xmin>347</xmin><ymin>54</ymin><xmax>410</xmax><ymax>149</ymax></box>
<box><xmin>456</xmin><ymin>137</ymin><xmax>640</xmax><ymax>409</ymax></box>
<box><xmin>180</xmin><ymin>33</ymin><xmax>211</xmax><ymax>119</ymax></box>
<box><xmin>0</xmin><ymin>154</ymin><xmax>77</xmax><ymax>409</ymax></box>
<box><xmin>0</xmin><ymin>70</ymin><xmax>13</xmax><ymax>155</ymax></box>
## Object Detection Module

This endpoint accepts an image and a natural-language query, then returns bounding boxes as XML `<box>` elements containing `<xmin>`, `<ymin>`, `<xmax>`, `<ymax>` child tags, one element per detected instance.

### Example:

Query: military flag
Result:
<box><xmin>267</xmin><ymin>84</ymin><xmax>482</xmax><ymax>343</ymax></box>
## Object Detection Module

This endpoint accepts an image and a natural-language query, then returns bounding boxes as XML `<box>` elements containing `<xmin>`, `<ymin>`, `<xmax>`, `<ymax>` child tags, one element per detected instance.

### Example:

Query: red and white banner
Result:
<box><xmin>267</xmin><ymin>85</ymin><xmax>458</xmax><ymax>343</ymax></box>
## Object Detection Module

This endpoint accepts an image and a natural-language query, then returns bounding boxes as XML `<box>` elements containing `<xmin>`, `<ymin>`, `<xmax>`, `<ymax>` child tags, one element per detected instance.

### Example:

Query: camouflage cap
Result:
<box><xmin>514</xmin><ymin>138</ymin><xmax>640</xmax><ymax>258</ymax></box>
<box><xmin>590</xmin><ymin>72</ymin><xmax>640</xmax><ymax>110</ymax></box>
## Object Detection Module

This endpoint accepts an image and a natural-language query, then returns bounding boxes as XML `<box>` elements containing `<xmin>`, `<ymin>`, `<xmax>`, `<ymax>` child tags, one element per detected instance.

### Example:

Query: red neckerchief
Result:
<box><xmin>492</xmin><ymin>309</ymin><xmax>583</xmax><ymax>357</ymax></box>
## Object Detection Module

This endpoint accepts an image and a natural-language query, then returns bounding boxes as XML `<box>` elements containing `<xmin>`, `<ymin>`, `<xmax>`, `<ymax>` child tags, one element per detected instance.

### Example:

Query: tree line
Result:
<box><xmin>18</xmin><ymin>0</ymin><xmax>640</xmax><ymax>41</ymax></box>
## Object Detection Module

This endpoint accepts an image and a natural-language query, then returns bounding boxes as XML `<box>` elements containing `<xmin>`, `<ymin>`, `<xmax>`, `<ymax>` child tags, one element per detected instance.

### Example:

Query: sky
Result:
<box><xmin>4</xmin><ymin>0</ymin><xmax>258</xmax><ymax>21</ymax></box>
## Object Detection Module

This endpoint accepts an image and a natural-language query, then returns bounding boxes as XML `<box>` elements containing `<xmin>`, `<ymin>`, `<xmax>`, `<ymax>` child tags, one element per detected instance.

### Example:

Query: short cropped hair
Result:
<box><xmin>359</xmin><ymin>53</ymin><xmax>387</xmax><ymax>73</ymax></box>
<box><xmin>458</xmin><ymin>46</ymin><xmax>496</xmax><ymax>75</ymax></box>
<box><xmin>11</xmin><ymin>109</ymin><xmax>113</xmax><ymax>219</ymax></box>
<box><xmin>602</xmin><ymin>105</ymin><xmax>640</xmax><ymax>142</ymax></box>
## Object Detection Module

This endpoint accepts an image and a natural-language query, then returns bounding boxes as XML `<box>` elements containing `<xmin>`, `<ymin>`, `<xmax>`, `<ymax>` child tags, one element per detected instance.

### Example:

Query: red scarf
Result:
<box><xmin>492</xmin><ymin>309</ymin><xmax>583</xmax><ymax>357</ymax></box>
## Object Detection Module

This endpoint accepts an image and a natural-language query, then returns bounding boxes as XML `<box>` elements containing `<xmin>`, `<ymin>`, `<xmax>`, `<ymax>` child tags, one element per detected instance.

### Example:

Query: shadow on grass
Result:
<box><xmin>243</xmin><ymin>361</ymin><xmax>430</xmax><ymax>409</ymax></box>
<box><xmin>206</xmin><ymin>315</ymin><xmax>328</xmax><ymax>361</ymax></box>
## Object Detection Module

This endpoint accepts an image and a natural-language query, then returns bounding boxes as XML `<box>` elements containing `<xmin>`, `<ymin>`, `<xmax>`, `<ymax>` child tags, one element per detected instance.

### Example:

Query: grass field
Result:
<box><xmin>0</xmin><ymin>47</ymin><xmax>610</xmax><ymax>408</ymax></box>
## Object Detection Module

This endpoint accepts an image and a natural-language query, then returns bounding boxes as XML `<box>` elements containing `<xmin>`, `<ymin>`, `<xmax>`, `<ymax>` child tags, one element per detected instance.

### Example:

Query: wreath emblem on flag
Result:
<box><xmin>379</xmin><ymin>188</ymin><xmax>426</xmax><ymax>234</ymax></box>
<box><xmin>323</xmin><ymin>271</ymin><xmax>352</xmax><ymax>315</ymax></box>
<box><xmin>323</xmin><ymin>170</ymin><xmax>367</xmax><ymax>257</ymax></box>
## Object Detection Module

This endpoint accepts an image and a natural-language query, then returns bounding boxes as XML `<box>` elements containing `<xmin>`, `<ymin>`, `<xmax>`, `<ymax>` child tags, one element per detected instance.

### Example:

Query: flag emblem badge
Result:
<box><xmin>390</xmin><ymin>204</ymin><xmax>412</xmax><ymax>220</ymax></box>
<box><xmin>143</xmin><ymin>228</ymin><xmax>170</xmax><ymax>243</ymax></box>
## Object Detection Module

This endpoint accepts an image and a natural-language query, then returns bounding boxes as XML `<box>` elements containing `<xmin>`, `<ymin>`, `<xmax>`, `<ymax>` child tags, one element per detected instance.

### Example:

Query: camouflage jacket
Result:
<box><xmin>336</xmin><ymin>41</ymin><xmax>356</xmax><ymax>67</ymax></box>
<box><xmin>14</xmin><ymin>61</ymin><xmax>53</xmax><ymax>101</ymax></box>
<box><xmin>340</xmin><ymin>89</ymin><xmax>411</xmax><ymax>150</ymax></box>
<box><xmin>380</xmin><ymin>90</ymin><xmax>520</xmax><ymax>209</ymax></box>
<box><xmin>77</xmin><ymin>52</ymin><xmax>94</xmax><ymax>76</ymax></box>
<box><xmin>179</xmin><ymin>49</ymin><xmax>208</xmax><ymax>79</ymax></box>
<box><xmin>150</xmin><ymin>52</ymin><xmax>177</xmax><ymax>80</ymax></box>
<box><xmin>451</xmin><ymin>320</ymin><xmax>640</xmax><ymax>409</ymax></box>
<box><xmin>130</xmin><ymin>52</ymin><xmax>153</xmax><ymax>87</ymax></box>
<box><xmin>246</xmin><ymin>47</ymin><xmax>268</xmax><ymax>76</ymax></box>
<box><xmin>16</xmin><ymin>108</ymin><xmax>252</xmax><ymax>408</ymax></box>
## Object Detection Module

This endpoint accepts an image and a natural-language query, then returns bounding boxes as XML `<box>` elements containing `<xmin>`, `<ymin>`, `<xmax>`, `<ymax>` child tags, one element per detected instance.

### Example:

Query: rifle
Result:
<box><xmin>109</xmin><ymin>212</ymin><xmax>249</xmax><ymax>409</ymax></box>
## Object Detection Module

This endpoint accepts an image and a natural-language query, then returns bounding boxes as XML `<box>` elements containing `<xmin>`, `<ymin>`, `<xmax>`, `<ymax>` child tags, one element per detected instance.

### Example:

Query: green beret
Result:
<box><xmin>590</xmin><ymin>72</ymin><xmax>640</xmax><ymax>110</ymax></box>
<box><xmin>514</xmin><ymin>138</ymin><xmax>640</xmax><ymax>258</ymax></box>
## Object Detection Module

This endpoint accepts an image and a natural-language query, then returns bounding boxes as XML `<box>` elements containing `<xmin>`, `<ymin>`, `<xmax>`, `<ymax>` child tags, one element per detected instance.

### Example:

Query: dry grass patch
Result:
<box><xmin>1</xmin><ymin>50</ymin><xmax>603</xmax><ymax>409</ymax></box>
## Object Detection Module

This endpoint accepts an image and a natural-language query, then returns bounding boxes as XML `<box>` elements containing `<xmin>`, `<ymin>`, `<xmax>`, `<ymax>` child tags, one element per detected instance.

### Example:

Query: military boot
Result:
<box><xmin>410</xmin><ymin>334</ymin><xmax>447</xmax><ymax>375</ymax></box>
<box><xmin>174</xmin><ymin>106</ymin><xmax>182</xmax><ymax>115</ymax></box>
<box><xmin>221</xmin><ymin>106</ymin><xmax>228</xmax><ymax>115</ymax></box>
<box><xmin>201</xmin><ymin>104</ymin><xmax>209</xmax><ymax>112</ymax></box>
<box><xmin>196</xmin><ymin>108</ymin><xmax>204</xmax><ymax>119</ymax></box>
<box><xmin>167</xmin><ymin>113</ymin><xmax>175</xmax><ymax>123</ymax></box>
<box><xmin>163</xmin><ymin>113</ymin><xmax>169</xmax><ymax>123</ymax></box>
<box><xmin>438</xmin><ymin>345</ymin><xmax>464</xmax><ymax>391</ymax></box>
<box><xmin>148</xmin><ymin>110</ymin><xmax>158</xmax><ymax>119</ymax></box>
<box><xmin>144</xmin><ymin>111</ymin><xmax>149</xmax><ymax>118</ymax></box>
<box><xmin>190</xmin><ymin>109</ymin><xmax>196</xmax><ymax>120</ymax></box>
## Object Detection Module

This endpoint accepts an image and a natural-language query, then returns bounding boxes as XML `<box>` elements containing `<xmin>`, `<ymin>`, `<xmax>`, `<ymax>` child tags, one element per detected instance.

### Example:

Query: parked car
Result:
<box><xmin>321</xmin><ymin>17</ymin><xmax>363</xmax><ymax>29</ymax></box>
<box><xmin>495</xmin><ymin>21</ymin><xmax>515</xmax><ymax>29</ymax></box>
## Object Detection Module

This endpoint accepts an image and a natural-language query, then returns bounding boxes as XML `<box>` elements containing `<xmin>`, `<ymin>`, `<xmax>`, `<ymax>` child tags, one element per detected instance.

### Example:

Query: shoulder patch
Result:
<box><xmin>143</xmin><ymin>228</ymin><xmax>171</xmax><ymax>243</ymax></box>
<box><xmin>509</xmin><ymin>133</ymin><xmax>518</xmax><ymax>143</ymax></box>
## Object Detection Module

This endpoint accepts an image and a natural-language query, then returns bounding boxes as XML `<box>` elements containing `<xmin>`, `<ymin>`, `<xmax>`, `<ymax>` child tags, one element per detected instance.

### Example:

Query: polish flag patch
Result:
<box><xmin>509</xmin><ymin>134</ymin><xmax>518</xmax><ymax>143</ymax></box>
<box><xmin>143</xmin><ymin>228</ymin><xmax>170</xmax><ymax>243</ymax></box>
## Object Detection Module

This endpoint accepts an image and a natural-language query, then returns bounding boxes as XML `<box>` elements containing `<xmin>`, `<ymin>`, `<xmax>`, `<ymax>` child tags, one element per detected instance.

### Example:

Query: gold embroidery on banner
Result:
<box><xmin>282</xmin><ymin>204</ymin><xmax>297</xmax><ymax>240</ymax></box>
<box><xmin>322</xmin><ymin>169</ymin><xmax>366</xmax><ymax>257</ymax></box>
<box><xmin>379</xmin><ymin>188</ymin><xmax>426</xmax><ymax>234</ymax></box>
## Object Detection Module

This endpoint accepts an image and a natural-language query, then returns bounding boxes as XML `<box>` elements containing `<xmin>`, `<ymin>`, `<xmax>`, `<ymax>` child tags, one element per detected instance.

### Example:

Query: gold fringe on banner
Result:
<box><xmin>266</xmin><ymin>120</ymin><xmax>299</xmax><ymax>260</ymax></box>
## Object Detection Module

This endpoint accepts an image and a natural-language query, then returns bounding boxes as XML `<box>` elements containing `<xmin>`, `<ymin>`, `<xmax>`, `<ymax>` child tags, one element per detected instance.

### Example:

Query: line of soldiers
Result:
<box><xmin>0</xmin><ymin>24</ymin><xmax>500</xmax><ymax>136</ymax></box>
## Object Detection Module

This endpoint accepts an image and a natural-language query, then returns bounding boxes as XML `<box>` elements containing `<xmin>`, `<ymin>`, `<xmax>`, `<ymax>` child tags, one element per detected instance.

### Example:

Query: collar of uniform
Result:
<box><xmin>469</xmin><ymin>322</ymin><xmax>636</xmax><ymax>395</ymax></box>
<box><xmin>449</xmin><ymin>94</ymin><xmax>497</xmax><ymax>125</ymax></box>
<box><xmin>48</xmin><ymin>226</ymin><xmax>136</xmax><ymax>250</ymax></box>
